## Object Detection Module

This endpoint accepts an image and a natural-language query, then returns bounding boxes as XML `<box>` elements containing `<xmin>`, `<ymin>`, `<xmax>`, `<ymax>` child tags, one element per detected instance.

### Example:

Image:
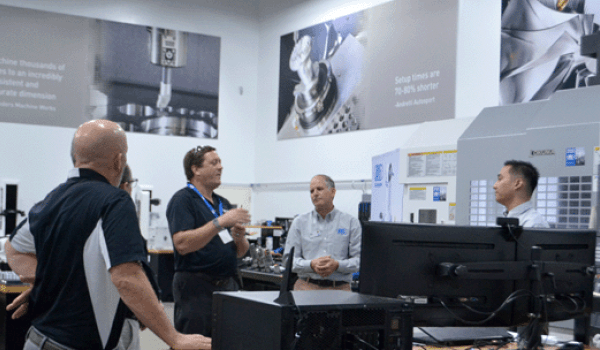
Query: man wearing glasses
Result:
<box><xmin>167</xmin><ymin>146</ymin><xmax>251</xmax><ymax>337</ymax></box>
<box><xmin>119</xmin><ymin>165</ymin><xmax>138</xmax><ymax>195</ymax></box>
<box><xmin>116</xmin><ymin>164</ymin><xmax>143</xmax><ymax>350</ymax></box>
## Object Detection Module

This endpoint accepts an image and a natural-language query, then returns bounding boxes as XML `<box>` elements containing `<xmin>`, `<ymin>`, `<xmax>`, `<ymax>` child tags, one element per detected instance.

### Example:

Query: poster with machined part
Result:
<box><xmin>0</xmin><ymin>5</ymin><xmax>221</xmax><ymax>139</ymax></box>
<box><xmin>500</xmin><ymin>0</ymin><xmax>600</xmax><ymax>105</ymax></box>
<box><xmin>277</xmin><ymin>0</ymin><xmax>458</xmax><ymax>139</ymax></box>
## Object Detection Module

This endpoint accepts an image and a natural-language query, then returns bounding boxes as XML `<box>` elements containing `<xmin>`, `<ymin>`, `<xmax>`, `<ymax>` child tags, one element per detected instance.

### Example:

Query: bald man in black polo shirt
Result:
<box><xmin>6</xmin><ymin>120</ymin><xmax>210</xmax><ymax>350</ymax></box>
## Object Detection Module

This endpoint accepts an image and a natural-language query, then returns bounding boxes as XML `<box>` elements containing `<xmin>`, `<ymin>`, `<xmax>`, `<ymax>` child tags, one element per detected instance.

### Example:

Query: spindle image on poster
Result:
<box><xmin>0</xmin><ymin>5</ymin><xmax>221</xmax><ymax>139</ymax></box>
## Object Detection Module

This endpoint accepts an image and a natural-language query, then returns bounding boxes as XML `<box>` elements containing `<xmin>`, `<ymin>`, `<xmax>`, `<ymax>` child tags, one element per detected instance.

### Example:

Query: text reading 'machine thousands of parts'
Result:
<box><xmin>0</xmin><ymin>57</ymin><xmax>65</xmax><ymax>112</ymax></box>
<box><xmin>394</xmin><ymin>70</ymin><xmax>439</xmax><ymax>108</ymax></box>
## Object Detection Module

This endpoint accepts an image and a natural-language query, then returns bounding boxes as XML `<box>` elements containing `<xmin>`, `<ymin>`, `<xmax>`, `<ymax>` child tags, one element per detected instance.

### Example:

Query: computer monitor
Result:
<box><xmin>359</xmin><ymin>221</ymin><xmax>596</xmax><ymax>328</ymax></box>
<box><xmin>513</xmin><ymin>227</ymin><xmax>596</xmax><ymax>324</ymax></box>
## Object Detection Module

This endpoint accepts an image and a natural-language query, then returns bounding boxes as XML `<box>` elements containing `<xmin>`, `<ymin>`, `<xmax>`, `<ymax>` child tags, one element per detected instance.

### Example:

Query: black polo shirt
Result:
<box><xmin>9</xmin><ymin>168</ymin><xmax>147</xmax><ymax>350</ymax></box>
<box><xmin>166</xmin><ymin>186</ymin><xmax>237</xmax><ymax>277</ymax></box>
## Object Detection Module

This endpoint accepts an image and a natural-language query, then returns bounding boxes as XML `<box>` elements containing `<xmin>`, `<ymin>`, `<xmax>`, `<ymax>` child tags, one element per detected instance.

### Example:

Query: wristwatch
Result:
<box><xmin>212</xmin><ymin>218</ymin><xmax>223</xmax><ymax>230</ymax></box>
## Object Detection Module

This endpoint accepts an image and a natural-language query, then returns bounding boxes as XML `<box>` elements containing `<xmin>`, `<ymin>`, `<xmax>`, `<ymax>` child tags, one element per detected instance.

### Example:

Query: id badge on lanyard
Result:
<box><xmin>187</xmin><ymin>183</ymin><xmax>232</xmax><ymax>243</ymax></box>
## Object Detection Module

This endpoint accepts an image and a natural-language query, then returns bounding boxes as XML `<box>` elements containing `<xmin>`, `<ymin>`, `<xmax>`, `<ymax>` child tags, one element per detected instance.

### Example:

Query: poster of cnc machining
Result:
<box><xmin>500</xmin><ymin>0</ymin><xmax>600</xmax><ymax>105</ymax></box>
<box><xmin>277</xmin><ymin>0</ymin><xmax>458</xmax><ymax>139</ymax></box>
<box><xmin>0</xmin><ymin>5</ymin><xmax>221</xmax><ymax>138</ymax></box>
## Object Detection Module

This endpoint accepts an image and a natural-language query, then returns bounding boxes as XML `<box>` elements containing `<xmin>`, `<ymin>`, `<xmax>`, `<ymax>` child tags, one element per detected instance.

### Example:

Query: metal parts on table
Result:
<box><xmin>247</xmin><ymin>244</ymin><xmax>284</xmax><ymax>274</ymax></box>
<box><xmin>239</xmin><ymin>244</ymin><xmax>284</xmax><ymax>286</ymax></box>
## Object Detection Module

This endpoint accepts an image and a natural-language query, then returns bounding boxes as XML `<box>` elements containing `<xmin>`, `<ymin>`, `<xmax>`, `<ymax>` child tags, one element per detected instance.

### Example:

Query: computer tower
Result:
<box><xmin>212</xmin><ymin>290</ymin><xmax>413</xmax><ymax>350</ymax></box>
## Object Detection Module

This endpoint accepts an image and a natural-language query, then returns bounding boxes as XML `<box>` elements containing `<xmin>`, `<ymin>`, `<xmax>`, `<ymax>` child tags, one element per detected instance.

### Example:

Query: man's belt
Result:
<box><xmin>194</xmin><ymin>271</ymin><xmax>232</xmax><ymax>287</ymax></box>
<box><xmin>304</xmin><ymin>277</ymin><xmax>348</xmax><ymax>287</ymax></box>
<box><xmin>27</xmin><ymin>327</ymin><xmax>74</xmax><ymax>350</ymax></box>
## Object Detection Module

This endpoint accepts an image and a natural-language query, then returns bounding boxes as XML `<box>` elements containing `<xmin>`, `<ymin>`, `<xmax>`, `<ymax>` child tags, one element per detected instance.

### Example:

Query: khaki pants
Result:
<box><xmin>293</xmin><ymin>278</ymin><xmax>352</xmax><ymax>291</ymax></box>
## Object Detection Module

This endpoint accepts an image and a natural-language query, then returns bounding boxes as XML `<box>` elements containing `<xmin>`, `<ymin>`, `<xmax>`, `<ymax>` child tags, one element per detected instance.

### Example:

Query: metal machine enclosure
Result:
<box><xmin>398</xmin><ymin>119</ymin><xmax>474</xmax><ymax>225</ymax></box>
<box><xmin>456</xmin><ymin>85</ymin><xmax>600</xmax><ymax>229</ymax></box>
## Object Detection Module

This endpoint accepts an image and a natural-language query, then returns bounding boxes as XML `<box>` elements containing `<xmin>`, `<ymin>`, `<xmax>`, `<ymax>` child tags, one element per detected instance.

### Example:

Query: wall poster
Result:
<box><xmin>500</xmin><ymin>0</ymin><xmax>600</xmax><ymax>105</ymax></box>
<box><xmin>277</xmin><ymin>0</ymin><xmax>459</xmax><ymax>139</ymax></box>
<box><xmin>0</xmin><ymin>5</ymin><xmax>221</xmax><ymax>138</ymax></box>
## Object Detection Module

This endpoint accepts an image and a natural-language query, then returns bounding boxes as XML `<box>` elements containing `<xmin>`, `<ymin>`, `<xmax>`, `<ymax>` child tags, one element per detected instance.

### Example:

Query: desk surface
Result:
<box><xmin>244</xmin><ymin>226</ymin><xmax>283</xmax><ymax>229</ymax></box>
<box><xmin>148</xmin><ymin>249</ymin><xmax>174</xmax><ymax>254</ymax></box>
<box><xmin>239</xmin><ymin>267</ymin><xmax>283</xmax><ymax>284</ymax></box>
<box><xmin>0</xmin><ymin>283</ymin><xmax>29</xmax><ymax>294</ymax></box>
<box><xmin>412</xmin><ymin>345</ymin><xmax>565</xmax><ymax>350</ymax></box>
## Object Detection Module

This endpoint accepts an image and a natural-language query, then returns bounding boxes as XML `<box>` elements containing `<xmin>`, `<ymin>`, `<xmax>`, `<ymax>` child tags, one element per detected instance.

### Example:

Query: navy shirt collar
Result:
<box><xmin>68</xmin><ymin>168</ymin><xmax>111</xmax><ymax>184</ymax></box>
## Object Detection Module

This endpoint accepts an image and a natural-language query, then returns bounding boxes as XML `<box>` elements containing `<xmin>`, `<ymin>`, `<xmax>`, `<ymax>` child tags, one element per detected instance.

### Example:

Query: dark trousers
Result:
<box><xmin>172</xmin><ymin>271</ymin><xmax>239</xmax><ymax>337</ymax></box>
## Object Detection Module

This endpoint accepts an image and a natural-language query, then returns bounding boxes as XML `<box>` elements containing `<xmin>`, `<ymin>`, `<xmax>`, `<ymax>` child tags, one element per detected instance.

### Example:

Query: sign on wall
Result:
<box><xmin>0</xmin><ymin>5</ymin><xmax>221</xmax><ymax>138</ymax></box>
<box><xmin>277</xmin><ymin>0</ymin><xmax>459</xmax><ymax>139</ymax></box>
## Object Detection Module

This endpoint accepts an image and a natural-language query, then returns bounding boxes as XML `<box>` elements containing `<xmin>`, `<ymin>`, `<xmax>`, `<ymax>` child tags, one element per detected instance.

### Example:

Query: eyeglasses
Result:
<box><xmin>124</xmin><ymin>178</ymin><xmax>138</xmax><ymax>187</ymax></box>
<box><xmin>191</xmin><ymin>145</ymin><xmax>215</xmax><ymax>157</ymax></box>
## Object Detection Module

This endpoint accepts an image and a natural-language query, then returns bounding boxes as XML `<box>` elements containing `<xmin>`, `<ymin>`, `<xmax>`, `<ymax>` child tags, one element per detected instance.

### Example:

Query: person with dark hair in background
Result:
<box><xmin>167</xmin><ymin>146</ymin><xmax>251</xmax><ymax>337</ymax></box>
<box><xmin>116</xmin><ymin>164</ymin><xmax>143</xmax><ymax>350</ymax></box>
<box><xmin>119</xmin><ymin>164</ymin><xmax>137</xmax><ymax>197</ymax></box>
<box><xmin>5</xmin><ymin>120</ymin><xmax>210</xmax><ymax>350</ymax></box>
<box><xmin>494</xmin><ymin>160</ymin><xmax>549</xmax><ymax>228</ymax></box>
<box><xmin>284</xmin><ymin>174</ymin><xmax>361</xmax><ymax>291</ymax></box>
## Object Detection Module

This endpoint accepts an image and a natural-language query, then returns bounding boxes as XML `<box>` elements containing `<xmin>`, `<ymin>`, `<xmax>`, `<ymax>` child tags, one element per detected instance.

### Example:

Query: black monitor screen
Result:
<box><xmin>359</xmin><ymin>221</ymin><xmax>596</xmax><ymax>328</ymax></box>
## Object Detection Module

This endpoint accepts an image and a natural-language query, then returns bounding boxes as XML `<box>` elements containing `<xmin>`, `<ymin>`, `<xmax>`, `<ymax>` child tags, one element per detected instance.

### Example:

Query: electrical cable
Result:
<box><xmin>458</xmin><ymin>289</ymin><xmax>532</xmax><ymax>316</ymax></box>
<box><xmin>412</xmin><ymin>341</ymin><xmax>428</xmax><ymax>350</ymax></box>
<box><xmin>352</xmin><ymin>334</ymin><xmax>379</xmax><ymax>350</ymax></box>
<box><xmin>290</xmin><ymin>305</ymin><xmax>306</xmax><ymax>350</ymax></box>
<box><xmin>506</xmin><ymin>224</ymin><xmax>529</xmax><ymax>251</ymax></box>
<box><xmin>435</xmin><ymin>289</ymin><xmax>533</xmax><ymax>325</ymax></box>
<box><xmin>552</xmin><ymin>294</ymin><xmax>587</xmax><ymax>313</ymax></box>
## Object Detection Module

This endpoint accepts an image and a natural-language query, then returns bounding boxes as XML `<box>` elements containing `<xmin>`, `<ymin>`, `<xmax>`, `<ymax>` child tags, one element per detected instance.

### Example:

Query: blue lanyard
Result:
<box><xmin>187</xmin><ymin>183</ymin><xmax>223</xmax><ymax>218</ymax></box>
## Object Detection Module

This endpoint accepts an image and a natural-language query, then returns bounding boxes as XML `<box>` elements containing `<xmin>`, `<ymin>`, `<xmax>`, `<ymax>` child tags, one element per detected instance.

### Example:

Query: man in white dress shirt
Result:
<box><xmin>493</xmin><ymin>160</ymin><xmax>549</xmax><ymax>228</ymax></box>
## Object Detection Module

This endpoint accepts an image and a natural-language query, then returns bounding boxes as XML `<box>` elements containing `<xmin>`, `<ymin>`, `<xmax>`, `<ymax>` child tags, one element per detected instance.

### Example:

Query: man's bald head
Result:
<box><xmin>71</xmin><ymin>120</ymin><xmax>128</xmax><ymax>186</ymax></box>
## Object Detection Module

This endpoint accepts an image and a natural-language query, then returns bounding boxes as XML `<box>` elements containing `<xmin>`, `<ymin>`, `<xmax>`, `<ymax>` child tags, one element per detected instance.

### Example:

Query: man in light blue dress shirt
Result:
<box><xmin>495</xmin><ymin>161</ymin><xmax>550</xmax><ymax>336</ymax></box>
<box><xmin>284</xmin><ymin>175</ymin><xmax>362</xmax><ymax>291</ymax></box>
<box><xmin>493</xmin><ymin>160</ymin><xmax>550</xmax><ymax>228</ymax></box>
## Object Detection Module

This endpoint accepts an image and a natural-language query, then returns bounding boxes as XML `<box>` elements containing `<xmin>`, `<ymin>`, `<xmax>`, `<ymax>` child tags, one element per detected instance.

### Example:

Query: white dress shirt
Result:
<box><xmin>505</xmin><ymin>200</ymin><xmax>550</xmax><ymax>228</ymax></box>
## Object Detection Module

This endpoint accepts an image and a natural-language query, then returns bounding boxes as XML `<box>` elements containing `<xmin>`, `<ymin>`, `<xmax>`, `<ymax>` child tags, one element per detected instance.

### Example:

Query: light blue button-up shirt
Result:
<box><xmin>284</xmin><ymin>208</ymin><xmax>362</xmax><ymax>282</ymax></box>
<box><xmin>504</xmin><ymin>200</ymin><xmax>550</xmax><ymax>228</ymax></box>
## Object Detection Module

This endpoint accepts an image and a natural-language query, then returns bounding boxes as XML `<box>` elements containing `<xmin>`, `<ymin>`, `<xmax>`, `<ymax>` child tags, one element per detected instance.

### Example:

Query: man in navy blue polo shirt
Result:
<box><xmin>6</xmin><ymin>120</ymin><xmax>210</xmax><ymax>350</ymax></box>
<box><xmin>167</xmin><ymin>146</ymin><xmax>251</xmax><ymax>336</ymax></box>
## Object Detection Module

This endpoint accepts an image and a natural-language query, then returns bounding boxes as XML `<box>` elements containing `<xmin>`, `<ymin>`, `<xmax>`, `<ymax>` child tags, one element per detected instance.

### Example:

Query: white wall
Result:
<box><xmin>0</xmin><ymin>0</ymin><xmax>502</xmax><ymax>225</ymax></box>
<box><xmin>0</xmin><ymin>0</ymin><xmax>260</xmax><ymax>221</ymax></box>
<box><xmin>455</xmin><ymin>0</ymin><xmax>501</xmax><ymax>119</ymax></box>
<box><xmin>251</xmin><ymin>0</ymin><xmax>501</xmax><ymax>220</ymax></box>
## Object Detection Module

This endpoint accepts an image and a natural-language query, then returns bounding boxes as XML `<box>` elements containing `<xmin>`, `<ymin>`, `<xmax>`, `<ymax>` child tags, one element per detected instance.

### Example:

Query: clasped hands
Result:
<box><xmin>310</xmin><ymin>256</ymin><xmax>339</xmax><ymax>278</ymax></box>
